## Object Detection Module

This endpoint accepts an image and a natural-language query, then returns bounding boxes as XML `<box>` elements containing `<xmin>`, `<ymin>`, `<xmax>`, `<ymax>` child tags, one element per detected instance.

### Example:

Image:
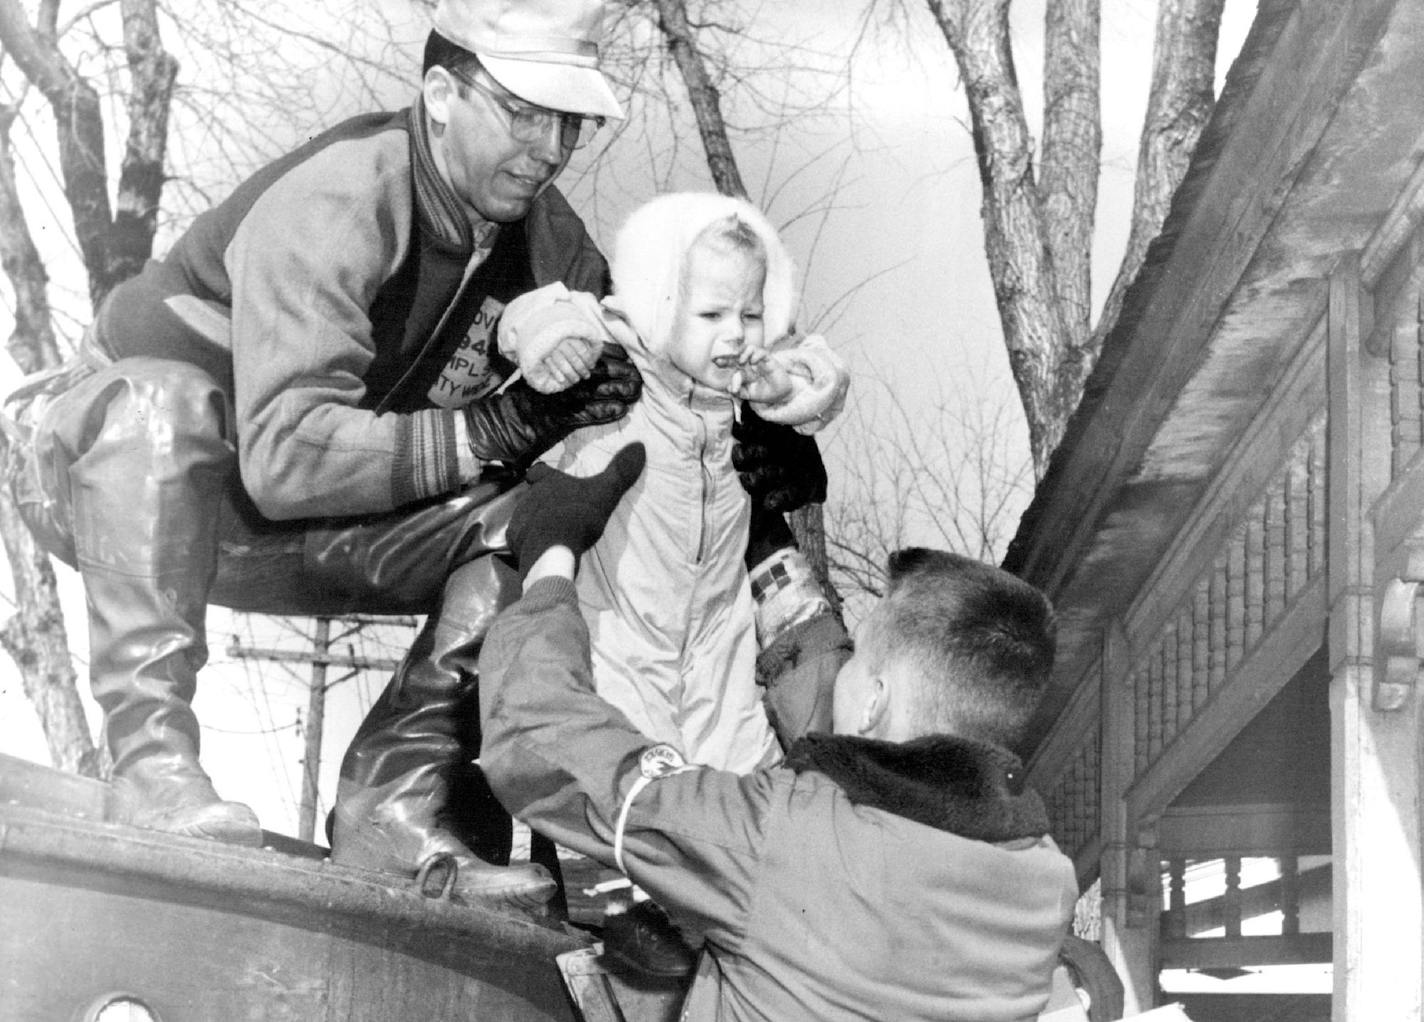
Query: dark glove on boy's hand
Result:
<box><xmin>732</xmin><ymin>403</ymin><xmax>828</xmax><ymax>514</ymax></box>
<box><xmin>465</xmin><ymin>343</ymin><xmax>642</xmax><ymax>467</ymax></box>
<box><xmin>508</xmin><ymin>442</ymin><xmax>647</xmax><ymax>577</ymax></box>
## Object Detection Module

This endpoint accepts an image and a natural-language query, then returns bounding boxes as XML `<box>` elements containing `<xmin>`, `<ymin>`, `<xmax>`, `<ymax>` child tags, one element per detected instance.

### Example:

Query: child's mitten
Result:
<box><xmin>749</xmin><ymin>334</ymin><xmax>849</xmax><ymax>434</ymax></box>
<box><xmin>498</xmin><ymin>282</ymin><xmax>612</xmax><ymax>394</ymax></box>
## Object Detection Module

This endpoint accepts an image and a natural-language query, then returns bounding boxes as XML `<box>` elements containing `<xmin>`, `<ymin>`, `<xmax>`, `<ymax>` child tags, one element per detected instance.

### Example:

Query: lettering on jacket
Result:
<box><xmin>428</xmin><ymin>296</ymin><xmax>508</xmax><ymax>407</ymax></box>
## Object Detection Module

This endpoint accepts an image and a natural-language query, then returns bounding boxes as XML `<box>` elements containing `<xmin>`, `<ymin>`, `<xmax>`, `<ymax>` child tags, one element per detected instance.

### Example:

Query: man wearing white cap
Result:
<box><xmin>7</xmin><ymin>0</ymin><xmax>826</xmax><ymax>911</ymax></box>
<box><xmin>8</xmin><ymin>0</ymin><xmax>640</xmax><ymax>911</ymax></box>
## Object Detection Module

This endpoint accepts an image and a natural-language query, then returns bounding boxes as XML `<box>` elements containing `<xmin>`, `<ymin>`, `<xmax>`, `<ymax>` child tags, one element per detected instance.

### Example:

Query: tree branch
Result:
<box><xmin>649</xmin><ymin>0</ymin><xmax>747</xmax><ymax>198</ymax></box>
<box><xmin>0</xmin><ymin>0</ymin><xmax>115</xmax><ymax>308</ymax></box>
<box><xmin>0</xmin><ymin>104</ymin><xmax>61</xmax><ymax>372</ymax></box>
<box><xmin>926</xmin><ymin>0</ymin><xmax>1071</xmax><ymax>473</ymax></box>
<box><xmin>0</xmin><ymin>109</ymin><xmax>95</xmax><ymax>776</ymax></box>
<box><xmin>112</xmin><ymin>0</ymin><xmax>178</xmax><ymax>281</ymax></box>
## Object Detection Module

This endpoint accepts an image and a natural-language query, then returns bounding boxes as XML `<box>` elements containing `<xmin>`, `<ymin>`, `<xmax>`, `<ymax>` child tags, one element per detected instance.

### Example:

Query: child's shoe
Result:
<box><xmin>601</xmin><ymin>899</ymin><xmax>698</xmax><ymax>978</ymax></box>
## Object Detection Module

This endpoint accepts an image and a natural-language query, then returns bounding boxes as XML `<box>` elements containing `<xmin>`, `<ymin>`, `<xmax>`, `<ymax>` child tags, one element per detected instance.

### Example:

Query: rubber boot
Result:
<box><xmin>70</xmin><ymin>363</ymin><xmax>262</xmax><ymax>845</ymax></box>
<box><xmin>330</xmin><ymin>557</ymin><xmax>556</xmax><ymax>910</ymax></box>
<box><xmin>93</xmin><ymin>565</ymin><xmax>262</xmax><ymax>845</ymax></box>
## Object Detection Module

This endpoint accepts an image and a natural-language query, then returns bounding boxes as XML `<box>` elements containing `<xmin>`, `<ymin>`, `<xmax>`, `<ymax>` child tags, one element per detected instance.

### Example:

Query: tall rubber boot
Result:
<box><xmin>68</xmin><ymin>363</ymin><xmax>262</xmax><ymax>845</ymax></box>
<box><xmin>330</xmin><ymin>557</ymin><xmax>555</xmax><ymax>910</ymax></box>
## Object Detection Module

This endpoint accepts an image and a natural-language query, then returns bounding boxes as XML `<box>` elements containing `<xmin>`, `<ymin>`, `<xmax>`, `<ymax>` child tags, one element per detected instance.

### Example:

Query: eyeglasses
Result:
<box><xmin>449</xmin><ymin>69</ymin><xmax>604</xmax><ymax>151</ymax></box>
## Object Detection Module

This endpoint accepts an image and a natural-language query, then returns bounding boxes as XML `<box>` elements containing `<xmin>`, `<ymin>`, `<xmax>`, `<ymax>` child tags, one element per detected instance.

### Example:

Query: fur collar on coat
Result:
<box><xmin>783</xmin><ymin>732</ymin><xmax>1051</xmax><ymax>844</ymax></box>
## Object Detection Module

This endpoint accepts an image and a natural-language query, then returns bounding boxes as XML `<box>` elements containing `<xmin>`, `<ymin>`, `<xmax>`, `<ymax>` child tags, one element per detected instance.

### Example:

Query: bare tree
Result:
<box><xmin>0</xmin><ymin>0</ymin><xmax>179</xmax><ymax>773</ymax></box>
<box><xmin>0</xmin><ymin>101</ymin><xmax>94</xmax><ymax>773</ymax></box>
<box><xmin>827</xmin><ymin>371</ymin><xmax>1031</xmax><ymax>622</ymax></box>
<box><xmin>916</xmin><ymin>0</ymin><xmax>1226</xmax><ymax>472</ymax></box>
<box><xmin>0</xmin><ymin>0</ymin><xmax>412</xmax><ymax>773</ymax></box>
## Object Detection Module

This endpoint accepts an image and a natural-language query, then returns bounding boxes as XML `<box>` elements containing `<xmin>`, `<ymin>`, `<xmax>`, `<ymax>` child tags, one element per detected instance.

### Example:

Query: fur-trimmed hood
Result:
<box><xmin>609</xmin><ymin>192</ymin><xmax>799</xmax><ymax>353</ymax></box>
<box><xmin>783</xmin><ymin>732</ymin><xmax>1051</xmax><ymax>843</ymax></box>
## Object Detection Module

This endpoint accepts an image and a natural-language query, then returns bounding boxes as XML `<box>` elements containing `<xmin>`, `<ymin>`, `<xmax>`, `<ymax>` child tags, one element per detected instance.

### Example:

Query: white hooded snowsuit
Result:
<box><xmin>501</xmin><ymin>193</ymin><xmax>841</xmax><ymax>772</ymax></box>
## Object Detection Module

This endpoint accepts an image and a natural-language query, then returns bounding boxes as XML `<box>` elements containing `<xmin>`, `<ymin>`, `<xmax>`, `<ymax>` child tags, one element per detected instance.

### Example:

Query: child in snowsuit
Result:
<box><xmin>498</xmin><ymin>192</ymin><xmax>847</xmax><ymax>774</ymax></box>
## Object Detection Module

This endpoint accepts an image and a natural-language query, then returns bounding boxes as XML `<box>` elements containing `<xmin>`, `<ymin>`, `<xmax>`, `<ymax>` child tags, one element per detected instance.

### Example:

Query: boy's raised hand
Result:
<box><xmin>508</xmin><ymin>443</ymin><xmax>647</xmax><ymax>577</ymax></box>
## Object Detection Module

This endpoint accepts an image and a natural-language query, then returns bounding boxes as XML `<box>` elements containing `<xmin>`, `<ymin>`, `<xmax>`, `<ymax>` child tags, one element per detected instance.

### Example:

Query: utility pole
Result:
<box><xmin>227</xmin><ymin>615</ymin><xmax>415</xmax><ymax>843</ymax></box>
<box><xmin>301</xmin><ymin>617</ymin><xmax>331</xmax><ymax>844</ymax></box>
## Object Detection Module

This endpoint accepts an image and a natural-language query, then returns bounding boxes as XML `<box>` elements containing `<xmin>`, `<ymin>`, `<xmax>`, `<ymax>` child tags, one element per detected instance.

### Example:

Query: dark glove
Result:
<box><xmin>508</xmin><ymin>443</ymin><xmax>647</xmax><ymax>577</ymax></box>
<box><xmin>731</xmin><ymin>403</ymin><xmax>828</xmax><ymax>514</ymax></box>
<box><xmin>465</xmin><ymin>343</ymin><xmax>642</xmax><ymax>467</ymax></box>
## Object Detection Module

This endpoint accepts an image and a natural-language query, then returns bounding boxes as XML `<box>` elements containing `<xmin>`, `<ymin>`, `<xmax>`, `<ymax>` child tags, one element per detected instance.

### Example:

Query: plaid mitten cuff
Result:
<box><xmin>751</xmin><ymin>547</ymin><xmax>831</xmax><ymax>648</ymax></box>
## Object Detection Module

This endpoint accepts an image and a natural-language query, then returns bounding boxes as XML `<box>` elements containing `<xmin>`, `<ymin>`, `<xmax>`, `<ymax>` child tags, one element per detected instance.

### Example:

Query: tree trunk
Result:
<box><xmin>647</xmin><ymin>0</ymin><xmax>838</xmax><ymax>609</ymax></box>
<box><xmin>929</xmin><ymin>0</ymin><xmax>1220</xmax><ymax>473</ymax></box>
<box><xmin>0</xmin><ymin>108</ymin><xmax>98</xmax><ymax>776</ymax></box>
<box><xmin>928</xmin><ymin>0</ymin><xmax>1072</xmax><ymax>473</ymax></box>
<box><xmin>649</xmin><ymin>0</ymin><xmax>748</xmax><ymax>199</ymax></box>
<box><xmin>0</xmin><ymin>0</ymin><xmax>115</xmax><ymax>308</ymax></box>
<box><xmin>1093</xmin><ymin>0</ymin><xmax>1225</xmax><ymax>350</ymax></box>
<box><xmin>113</xmin><ymin>0</ymin><xmax>180</xmax><ymax>285</ymax></box>
<box><xmin>0</xmin><ymin>0</ymin><xmax>176</xmax><ymax>774</ymax></box>
<box><xmin>1040</xmin><ymin>0</ymin><xmax>1100</xmax><ymax>350</ymax></box>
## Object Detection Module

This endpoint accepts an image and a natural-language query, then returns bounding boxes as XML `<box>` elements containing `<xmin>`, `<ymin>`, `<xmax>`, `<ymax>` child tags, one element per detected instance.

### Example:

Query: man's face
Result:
<box><xmin>431</xmin><ymin>68</ymin><xmax>572</xmax><ymax>223</ymax></box>
<box><xmin>667</xmin><ymin>240</ymin><xmax>767</xmax><ymax>390</ymax></box>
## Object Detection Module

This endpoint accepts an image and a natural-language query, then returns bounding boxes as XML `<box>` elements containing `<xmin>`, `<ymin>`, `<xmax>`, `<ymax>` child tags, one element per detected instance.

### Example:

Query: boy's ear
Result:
<box><xmin>858</xmin><ymin>676</ymin><xmax>889</xmax><ymax>737</ymax></box>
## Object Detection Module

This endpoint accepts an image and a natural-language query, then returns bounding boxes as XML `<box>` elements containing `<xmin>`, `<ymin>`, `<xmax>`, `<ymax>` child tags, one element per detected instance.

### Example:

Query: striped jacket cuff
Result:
<box><xmin>392</xmin><ymin>407</ymin><xmax>463</xmax><ymax>505</ymax></box>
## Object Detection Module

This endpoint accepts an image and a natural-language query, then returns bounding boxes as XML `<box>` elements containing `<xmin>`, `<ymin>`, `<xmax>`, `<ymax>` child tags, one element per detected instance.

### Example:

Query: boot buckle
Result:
<box><xmin>414</xmin><ymin>851</ymin><xmax>460</xmax><ymax>901</ymax></box>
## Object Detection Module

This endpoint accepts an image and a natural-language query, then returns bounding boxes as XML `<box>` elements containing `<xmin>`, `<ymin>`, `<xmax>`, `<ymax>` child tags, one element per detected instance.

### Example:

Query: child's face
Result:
<box><xmin>667</xmin><ymin>240</ymin><xmax>767</xmax><ymax>391</ymax></box>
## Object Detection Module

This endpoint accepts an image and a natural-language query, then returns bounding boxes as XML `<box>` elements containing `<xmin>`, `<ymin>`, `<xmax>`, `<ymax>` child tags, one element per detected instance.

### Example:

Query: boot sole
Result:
<box><xmin>124</xmin><ymin>802</ymin><xmax>265</xmax><ymax>847</ymax></box>
<box><xmin>451</xmin><ymin>878</ymin><xmax>559</xmax><ymax>910</ymax></box>
<box><xmin>165</xmin><ymin>818</ymin><xmax>266</xmax><ymax>847</ymax></box>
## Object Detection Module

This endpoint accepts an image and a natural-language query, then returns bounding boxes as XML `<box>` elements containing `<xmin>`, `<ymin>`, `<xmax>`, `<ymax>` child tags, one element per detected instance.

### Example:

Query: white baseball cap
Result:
<box><xmin>432</xmin><ymin>0</ymin><xmax>624</xmax><ymax>119</ymax></box>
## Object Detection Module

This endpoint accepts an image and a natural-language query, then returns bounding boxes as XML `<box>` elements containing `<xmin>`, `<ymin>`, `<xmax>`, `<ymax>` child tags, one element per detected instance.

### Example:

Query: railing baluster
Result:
<box><xmin>1280</xmin><ymin>855</ymin><xmax>1301</xmax><ymax>936</ymax></box>
<box><xmin>1224</xmin><ymin>856</ymin><xmax>1243</xmax><ymax>939</ymax></box>
<box><xmin>1228</xmin><ymin>535</ymin><xmax>1247</xmax><ymax>669</ymax></box>
<box><xmin>1308</xmin><ymin>425</ymin><xmax>1327</xmax><ymax>579</ymax></box>
<box><xmin>1287</xmin><ymin>444</ymin><xmax>1309</xmax><ymax>599</ymax></box>
<box><xmin>1210</xmin><ymin>562</ymin><xmax>1228</xmax><ymax>693</ymax></box>
<box><xmin>1246</xmin><ymin>504</ymin><xmax>1266</xmax><ymax>650</ymax></box>
<box><xmin>1168</xmin><ymin>858</ymin><xmax>1188</xmax><ymax>939</ymax></box>
<box><xmin>1266</xmin><ymin>476</ymin><xmax>1287</xmax><ymax>624</ymax></box>
<box><xmin>1148</xmin><ymin>653</ymin><xmax>1163</xmax><ymax>762</ymax></box>
<box><xmin>1134</xmin><ymin>667</ymin><xmax>1150</xmax><ymax>774</ymax></box>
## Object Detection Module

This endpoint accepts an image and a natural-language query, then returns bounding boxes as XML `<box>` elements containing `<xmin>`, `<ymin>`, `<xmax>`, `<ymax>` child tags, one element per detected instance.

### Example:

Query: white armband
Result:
<box><xmin>613</xmin><ymin>744</ymin><xmax>697</xmax><ymax>876</ymax></box>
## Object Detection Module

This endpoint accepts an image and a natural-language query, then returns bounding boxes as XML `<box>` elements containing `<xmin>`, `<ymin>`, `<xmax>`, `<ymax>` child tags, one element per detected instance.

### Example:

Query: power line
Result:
<box><xmin>229</xmin><ymin>613</ymin><xmax>299</xmax><ymax>826</ymax></box>
<box><xmin>203</xmin><ymin>719</ymin><xmax>300</xmax><ymax>736</ymax></box>
<box><xmin>226</xmin><ymin>614</ymin><xmax>411</xmax><ymax>843</ymax></box>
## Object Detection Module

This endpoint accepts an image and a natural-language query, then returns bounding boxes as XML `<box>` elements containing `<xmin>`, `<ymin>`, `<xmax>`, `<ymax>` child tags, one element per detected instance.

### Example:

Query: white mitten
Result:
<box><xmin>749</xmin><ymin>334</ymin><xmax>849</xmax><ymax>434</ymax></box>
<box><xmin>498</xmin><ymin>282</ymin><xmax>611</xmax><ymax>394</ymax></box>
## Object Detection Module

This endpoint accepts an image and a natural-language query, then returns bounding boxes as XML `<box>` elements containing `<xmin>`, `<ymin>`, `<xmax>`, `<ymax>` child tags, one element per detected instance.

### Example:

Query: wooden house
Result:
<box><xmin>1007</xmin><ymin>0</ymin><xmax>1424</xmax><ymax>1018</ymax></box>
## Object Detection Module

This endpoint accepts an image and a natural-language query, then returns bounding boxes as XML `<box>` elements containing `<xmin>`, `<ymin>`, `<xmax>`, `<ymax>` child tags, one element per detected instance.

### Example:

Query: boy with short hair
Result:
<box><xmin>478</xmin><ymin>451</ymin><xmax>1080</xmax><ymax>1021</ymax></box>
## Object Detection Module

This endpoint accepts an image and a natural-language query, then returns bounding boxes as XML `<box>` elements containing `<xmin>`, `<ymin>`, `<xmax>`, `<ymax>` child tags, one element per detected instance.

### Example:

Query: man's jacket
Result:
<box><xmin>479</xmin><ymin>579</ymin><xmax>1080</xmax><ymax>1022</ymax></box>
<box><xmin>90</xmin><ymin>99</ymin><xmax>607</xmax><ymax>520</ymax></box>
